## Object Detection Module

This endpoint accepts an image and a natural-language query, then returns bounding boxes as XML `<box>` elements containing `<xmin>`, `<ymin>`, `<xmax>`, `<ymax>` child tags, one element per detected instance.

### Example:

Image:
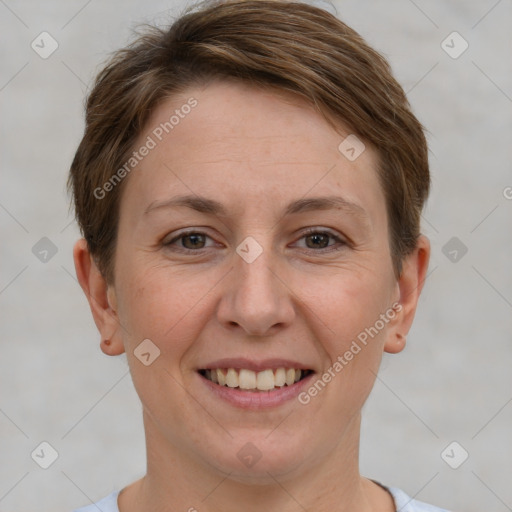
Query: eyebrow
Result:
<box><xmin>144</xmin><ymin>194</ymin><xmax>369</xmax><ymax>223</ymax></box>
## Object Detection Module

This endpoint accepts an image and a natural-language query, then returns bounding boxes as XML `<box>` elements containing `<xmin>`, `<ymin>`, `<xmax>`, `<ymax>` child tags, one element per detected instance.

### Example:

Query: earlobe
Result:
<box><xmin>100</xmin><ymin>337</ymin><xmax>125</xmax><ymax>356</ymax></box>
<box><xmin>73</xmin><ymin>238</ymin><xmax>125</xmax><ymax>356</ymax></box>
<box><xmin>384</xmin><ymin>332</ymin><xmax>406</xmax><ymax>354</ymax></box>
<box><xmin>384</xmin><ymin>235</ymin><xmax>430</xmax><ymax>354</ymax></box>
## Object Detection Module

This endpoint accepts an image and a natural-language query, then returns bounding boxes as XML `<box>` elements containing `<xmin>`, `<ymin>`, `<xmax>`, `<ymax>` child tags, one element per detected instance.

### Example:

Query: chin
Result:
<box><xmin>201</xmin><ymin>433</ymin><xmax>312</xmax><ymax>484</ymax></box>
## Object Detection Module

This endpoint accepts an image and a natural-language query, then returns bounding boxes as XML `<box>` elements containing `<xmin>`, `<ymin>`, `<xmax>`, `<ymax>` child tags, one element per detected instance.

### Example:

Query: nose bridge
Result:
<box><xmin>237</xmin><ymin>241</ymin><xmax>278</xmax><ymax>301</ymax></box>
<box><xmin>217</xmin><ymin>235</ymin><xmax>295</xmax><ymax>336</ymax></box>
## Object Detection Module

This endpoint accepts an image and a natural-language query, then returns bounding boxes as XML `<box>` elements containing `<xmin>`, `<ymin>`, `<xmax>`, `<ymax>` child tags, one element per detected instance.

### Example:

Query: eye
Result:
<box><xmin>163</xmin><ymin>230</ymin><xmax>215</xmax><ymax>251</ymax></box>
<box><xmin>163</xmin><ymin>228</ymin><xmax>347</xmax><ymax>254</ymax></box>
<box><xmin>294</xmin><ymin>229</ymin><xmax>347</xmax><ymax>252</ymax></box>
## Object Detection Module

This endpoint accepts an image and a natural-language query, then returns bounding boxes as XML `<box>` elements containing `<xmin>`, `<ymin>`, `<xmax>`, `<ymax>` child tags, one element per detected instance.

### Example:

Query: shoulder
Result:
<box><xmin>74</xmin><ymin>486</ymin><xmax>451</xmax><ymax>512</ymax></box>
<box><xmin>72</xmin><ymin>490</ymin><xmax>120</xmax><ymax>512</ymax></box>
<box><xmin>386</xmin><ymin>486</ymin><xmax>451</xmax><ymax>512</ymax></box>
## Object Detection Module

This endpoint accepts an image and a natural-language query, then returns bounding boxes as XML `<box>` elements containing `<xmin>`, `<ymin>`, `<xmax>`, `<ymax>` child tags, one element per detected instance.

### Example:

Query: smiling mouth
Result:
<box><xmin>199</xmin><ymin>368</ymin><xmax>314</xmax><ymax>392</ymax></box>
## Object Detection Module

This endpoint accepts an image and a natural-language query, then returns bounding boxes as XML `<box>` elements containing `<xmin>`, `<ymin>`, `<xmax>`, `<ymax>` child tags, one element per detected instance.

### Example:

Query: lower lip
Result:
<box><xmin>199</xmin><ymin>372</ymin><xmax>314</xmax><ymax>409</ymax></box>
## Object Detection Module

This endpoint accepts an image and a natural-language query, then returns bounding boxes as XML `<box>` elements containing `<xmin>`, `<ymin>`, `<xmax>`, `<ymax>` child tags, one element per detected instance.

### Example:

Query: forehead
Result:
<box><xmin>120</xmin><ymin>80</ymin><xmax>386</xmax><ymax>226</ymax></box>
<box><xmin>145</xmin><ymin>81</ymin><xmax>358</xmax><ymax>160</ymax></box>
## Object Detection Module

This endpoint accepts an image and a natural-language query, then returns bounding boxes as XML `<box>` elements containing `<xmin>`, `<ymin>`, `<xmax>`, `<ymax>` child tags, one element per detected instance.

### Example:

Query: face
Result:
<box><xmin>94</xmin><ymin>81</ymin><xmax>418</xmax><ymax>482</ymax></box>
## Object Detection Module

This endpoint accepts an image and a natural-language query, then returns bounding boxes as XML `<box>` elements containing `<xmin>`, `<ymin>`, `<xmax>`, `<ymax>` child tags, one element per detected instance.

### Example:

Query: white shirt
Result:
<box><xmin>72</xmin><ymin>486</ymin><xmax>451</xmax><ymax>511</ymax></box>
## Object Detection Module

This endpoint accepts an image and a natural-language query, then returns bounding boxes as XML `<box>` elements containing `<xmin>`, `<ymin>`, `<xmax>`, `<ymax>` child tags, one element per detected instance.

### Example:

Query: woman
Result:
<box><xmin>68</xmin><ymin>1</ymin><xmax>447</xmax><ymax>510</ymax></box>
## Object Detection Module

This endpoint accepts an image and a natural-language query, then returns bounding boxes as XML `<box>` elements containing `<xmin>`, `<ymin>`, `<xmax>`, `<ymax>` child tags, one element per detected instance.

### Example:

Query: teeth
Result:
<box><xmin>275</xmin><ymin>367</ymin><xmax>286</xmax><ymax>387</ymax></box>
<box><xmin>226</xmin><ymin>368</ymin><xmax>238</xmax><ymax>388</ymax></box>
<box><xmin>204</xmin><ymin>367</ymin><xmax>307</xmax><ymax>391</ymax></box>
<box><xmin>217</xmin><ymin>368</ymin><xmax>226</xmax><ymax>386</ymax></box>
<box><xmin>239</xmin><ymin>369</ymin><xmax>256</xmax><ymax>389</ymax></box>
<box><xmin>256</xmin><ymin>369</ymin><xmax>275</xmax><ymax>390</ymax></box>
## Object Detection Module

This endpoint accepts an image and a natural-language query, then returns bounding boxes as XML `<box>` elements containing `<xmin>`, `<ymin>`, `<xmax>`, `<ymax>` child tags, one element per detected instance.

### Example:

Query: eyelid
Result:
<box><xmin>299</xmin><ymin>227</ymin><xmax>343</xmax><ymax>239</ymax></box>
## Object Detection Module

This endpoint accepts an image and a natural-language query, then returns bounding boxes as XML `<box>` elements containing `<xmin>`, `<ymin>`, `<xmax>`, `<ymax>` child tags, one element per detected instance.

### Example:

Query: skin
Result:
<box><xmin>74</xmin><ymin>80</ymin><xmax>430</xmax><ymax>512</ymax></box>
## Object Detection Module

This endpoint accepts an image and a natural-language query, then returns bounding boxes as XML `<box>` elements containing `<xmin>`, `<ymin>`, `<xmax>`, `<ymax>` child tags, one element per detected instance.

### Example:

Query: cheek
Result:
<box><xmin>115</xmin><ymin>266</ymin><xmax>209</xmax><ymax>355</ymax></box>
<box><xmin>312</xmin><ymin>269</ymin><xmax>393</xmax><ymax>345</ymax></box>
<box><xmin>116</xmin><ymin>271</ymin><xmax>212</xmax><ymax>421</ymax></box>
<box><xmin>307</xmin><ymin>271</ymin><xmax>394</xmax><ymax>399</ymax></box>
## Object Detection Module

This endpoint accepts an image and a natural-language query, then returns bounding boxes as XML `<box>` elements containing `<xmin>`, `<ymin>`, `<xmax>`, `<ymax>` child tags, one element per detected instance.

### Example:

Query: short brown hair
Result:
<box><xmin>68</xmin><ymin>0</ymin><xmax>430</xmax><ymax>283</ymax></box>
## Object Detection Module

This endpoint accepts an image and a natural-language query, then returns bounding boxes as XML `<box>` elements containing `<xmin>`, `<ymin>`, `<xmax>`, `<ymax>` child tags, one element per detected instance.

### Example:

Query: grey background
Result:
<box><xmin>1</xmin><ymin>1</ymin><xmax>511</xmax><ymax>511</ymax></box>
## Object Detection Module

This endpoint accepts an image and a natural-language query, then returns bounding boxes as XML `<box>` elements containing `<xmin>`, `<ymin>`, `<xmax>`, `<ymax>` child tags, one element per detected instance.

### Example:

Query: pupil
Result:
<box><xmin>308</xmin><ymin>233</ymin><xmax>328</xmax><ymax>249</ymax></box>
<box><xmin>184</xmin><ymin>234</ymin><xmax>204</xmax><ymax>249</ymax></box>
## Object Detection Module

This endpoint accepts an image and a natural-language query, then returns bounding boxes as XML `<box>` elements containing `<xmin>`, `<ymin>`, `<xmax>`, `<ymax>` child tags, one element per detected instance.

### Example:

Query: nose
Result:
<box><xmin>216</xmin><ymin>241</ymin><xmax>296</xmax><ymax>337</ymax></box>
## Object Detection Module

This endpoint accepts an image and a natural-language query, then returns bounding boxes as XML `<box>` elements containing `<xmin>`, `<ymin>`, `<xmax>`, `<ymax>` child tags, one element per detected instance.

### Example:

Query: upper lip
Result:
<box><xmin>199</xmin><ymin>358</ymin><xmax>314</xmax><ymax>372</ymax></box>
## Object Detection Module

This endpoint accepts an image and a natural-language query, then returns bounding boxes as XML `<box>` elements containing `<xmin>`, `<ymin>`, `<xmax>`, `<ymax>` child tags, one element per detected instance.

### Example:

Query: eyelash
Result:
<box><xmin>163</xmin><ymin>228</ymin><xmax>347</xmax><ymax>254</ymax></box>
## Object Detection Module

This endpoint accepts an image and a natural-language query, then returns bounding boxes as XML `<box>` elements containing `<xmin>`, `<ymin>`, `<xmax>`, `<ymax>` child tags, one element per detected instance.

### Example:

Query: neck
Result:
<box><xmin>118</xmin><ymin>410</ymin><xmax>393</xmax><ymax>512</ymax></box>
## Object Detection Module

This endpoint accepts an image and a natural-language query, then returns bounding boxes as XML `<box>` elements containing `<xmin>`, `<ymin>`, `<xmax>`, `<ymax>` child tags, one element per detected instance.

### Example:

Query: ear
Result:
<box><xmin>73</xmin><ymin>238</ymin><xmax>125</xmax><ymax>356</ymax></box>
<box><xmin>384</xmin><ymin>235</ymin><xmax>431</xmax><ymax>354</ymax></box>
